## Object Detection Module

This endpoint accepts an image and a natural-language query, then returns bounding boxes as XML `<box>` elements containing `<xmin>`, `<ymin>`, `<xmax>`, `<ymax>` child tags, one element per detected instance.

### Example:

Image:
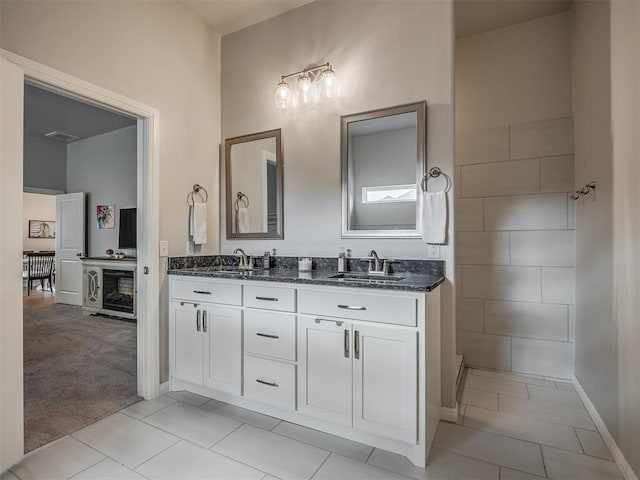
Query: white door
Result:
<box><xmin>353</xmin><ymin>324</ymin><xmax>417</xmax><ymax>443</ymax></box>
<box><xmin>171</xmin><ymin>302</ymin><xmax>203</xmax><ymax>385</ymax></box>
<box><xmin>297</xmin><ymin>317</ymin><xmax>353</xmax><ymax>426</ymax></box>
<box><xmin>204</xmin><ymin>306</ymin><xmax>242</xmax><ymax>395</ymax></box>
<box><xmin>0</xmin><ymin>57</ymin><xmax>25</xmax><ymax>471</ymax></box>
<box><xmin>55</xmin><ymin>192</ymin><xmax>85</xmax><ymax>305</ymax></box>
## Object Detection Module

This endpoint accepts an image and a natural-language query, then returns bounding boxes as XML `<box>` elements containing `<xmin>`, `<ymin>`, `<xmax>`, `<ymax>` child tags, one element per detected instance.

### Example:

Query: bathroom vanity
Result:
<box><xmin>167</xmin><ymin>259</ymin><xmax>443</xmax><ymax>467</ymax></box>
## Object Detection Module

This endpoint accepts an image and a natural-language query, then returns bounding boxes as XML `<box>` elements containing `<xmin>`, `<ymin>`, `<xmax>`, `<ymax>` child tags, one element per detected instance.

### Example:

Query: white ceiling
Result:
<box><xmin>455</xmin><ymin>0</ymin><xmax>572</xmax><ymax>38</ymax></box>
<box><xmin>24</xmin><ymin>84</ymin><xmax>136</xmax><ymax>142</ymax></box>
<box><xmin>178</xmin><ymin>0</ymin><xmax>314</xmax><ymax>35</ymax></box>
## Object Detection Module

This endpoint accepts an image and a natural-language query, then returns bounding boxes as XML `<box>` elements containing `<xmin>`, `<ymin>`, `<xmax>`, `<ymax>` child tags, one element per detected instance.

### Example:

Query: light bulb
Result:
<box><xmin>297</xmin><ymin>73</ymin><xmax>313</xmax><ymax>105</ymax></box>
<box><xmin>320</xmin><ymin>67</ymin><xmax>337</xmax><ymax>99</ymax></box>
<box><xmin>274</xmin><ymin>80</ymin><xmax>291</xmax><ymax>109</ymax></box>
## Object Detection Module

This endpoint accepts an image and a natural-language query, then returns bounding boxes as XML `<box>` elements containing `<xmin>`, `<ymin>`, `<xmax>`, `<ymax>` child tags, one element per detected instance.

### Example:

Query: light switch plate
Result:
<box><xmin>159</xmin><ymin>240</ymin><xmax>169</xmax><ymax>257</ymax></box>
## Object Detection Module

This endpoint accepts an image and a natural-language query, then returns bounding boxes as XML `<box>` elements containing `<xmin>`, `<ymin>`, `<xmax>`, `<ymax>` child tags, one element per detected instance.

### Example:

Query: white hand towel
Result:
<box><xmin>190</xmin><ymin>202</ymin><xmax>207</xmax><ymax>245</ymax></box>
<box><xmin>236</xmin><ymin>207</ymin><xmax>250</xmax><ymax>234</ymax></box>
<box><xmin>422</xmin><ymin>191</ymin><xmax>447</xmax><ymax>244</ymax></box>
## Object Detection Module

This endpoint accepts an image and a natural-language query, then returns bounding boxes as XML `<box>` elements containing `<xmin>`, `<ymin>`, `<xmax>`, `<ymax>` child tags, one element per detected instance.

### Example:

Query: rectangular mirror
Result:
<box><xmin>225</xmin><ymin>129</ymin><xmax>283</xmax><ymax>239</ymax></box>
<box><xmin>341</xmin><ymin>101</ymin><xmax>426</xmax><ymax>237</ymax></box>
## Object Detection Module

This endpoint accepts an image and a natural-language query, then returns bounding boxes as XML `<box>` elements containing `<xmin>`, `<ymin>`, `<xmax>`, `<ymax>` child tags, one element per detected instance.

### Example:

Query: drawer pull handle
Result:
<box><xmin>354</xmin><ymin>330</ymin><xmax>360</xmax><ymax>360</ymax></box>
<box><xmin>193</xmin><ymin>290</ymin><xmax>212</xmax><ymax>295</ymax></box>
<box><xmin>315</xmin><ymin>318</ymin><xmax>344</xmax><ymax>327</ymax></box>
<box><xmin>256</xmin><ymin>378</ymin><xmax>279</xmax><ymax>388</ymax></box>
<box><xmin>338</xmin><ymin>304</ymin><xmax>366</xmax><ymax>311</ymax></box>
<box><xmin>180</xmin><ymin>301</ymin><xmax>199</xmax><ymax>308</ymax></box>
<box><xmin>344</xmin><ymin>329</ymin><xmax>350</xmax><ymax>358</ymax></box>
<box><xmin>256</xmin><ymin>296</ymin><xmax>278</xmax><ymax>302</ymax></box>
<box><xmin>202</xmin><ymin>310</ymin><xmax>207</xmax><ymax>333</ymax></box>
<box><xmin>256</xmin><ymin>332</ymin><xmax>280</xmax><ymax>339</ymax></box>
<box><xmin>196</xmin><ymin>310</ymin><xmax>202</xmax><ymax>332</ymax></box>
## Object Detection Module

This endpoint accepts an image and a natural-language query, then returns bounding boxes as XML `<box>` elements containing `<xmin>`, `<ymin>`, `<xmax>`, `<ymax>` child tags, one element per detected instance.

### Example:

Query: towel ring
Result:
<box><xmin>234</xmin><ymin>192</ymin><xmax>249</xmax><ymax>211</ymax></box>
<box><xmin>421</xmin><ymin>167</ymin><xmax>451</xmax><ymax>193</ymax></box>
<box><xmin>187</xmin><ymin>184</ymin><xmax>208</xmax><ymax>205</ymax></box>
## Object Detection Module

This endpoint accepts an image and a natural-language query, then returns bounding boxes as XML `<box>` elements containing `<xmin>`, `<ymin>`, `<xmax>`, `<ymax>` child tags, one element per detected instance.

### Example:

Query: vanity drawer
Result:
<box><xmin>298</xmin><ymin>289</ymin><xmax>417</xmax><ymax>327</ymax></box>
<box><xmin>244</xmin><ymin>310</ymin><xmax>296</xmax><ymax>361</ymax></box>
<box><xmin>171</xmin><ymin>277</ymin><xmax>242</xmax><ymax>306</ymax></box>
<box><xmin>244</xmin><ymin>284</ymin><xmax>296</xmax><ymax>312</ymax></box>
<box><xmin>244</xmin><ymin>356</ymin><xmax>296</xmax><ymax>410</ymax></box>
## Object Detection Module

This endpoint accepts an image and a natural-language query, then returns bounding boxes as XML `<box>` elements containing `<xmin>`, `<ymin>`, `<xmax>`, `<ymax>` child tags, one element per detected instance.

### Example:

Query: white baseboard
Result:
<box><xmin>572</xmin><ymin>375</ymin><xmax>638</xmax><ymax>480</ymax></box>
<box><xmin>159</xmin><ymin>381</ymin><xmax>170</xmax><ymax>396</ymax></box>
<box><xmin>441</xmin><ymin>403</ymin><xmax>459</xmax><ymax>423</ymax></box>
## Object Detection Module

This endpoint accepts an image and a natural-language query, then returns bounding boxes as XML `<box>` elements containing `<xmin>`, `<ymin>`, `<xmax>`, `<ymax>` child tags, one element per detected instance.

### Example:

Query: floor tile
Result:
<box><xmin>71</xmin><ymin>458</ymin><xmax>147</xmax><ymax>479</ymax></box>
<box><xmin>10</xmin><ymin>436</ymin><xmax>104</xmax><ymax>480</ymax></box>
<box><xmin>313</xmin><ymin>453</ymin><xmax>407</xmax><ymax>480</ymax></box>
<box><xmin>471</xmin><ymin>368</ymin><xmax>556</xmax><ymax>388</ymax></box>
<box><xmin>461</xmin><ymin>388</ymin><xmax>498</xmax><ymax>410</ymax></box>
<box><xmin>201</xmin><ymin>398</ymin><xmax>281</xmax><ymax>430</ymax></box>
<box><xmin>465</xmin><ymin>375</ymin><xmax>528</xmax><ymax>398</ymax></box>
<box><xmin>136</xmin><ymin>440</ymin><xmax>264</xmax><ymax>480</ymax></box>
<box><xmin>463</xmin><ymin>406</ymin><xmax>582</xmax><ymax>452</ymax></box>
<box><xmin>542</xmin><ymin>445</ymin><xmax>623</xmax><ymax>480</ymax></box>
<box><xmin>72</xmin><ymin>413</ymin><xmax>179</xmax><ymax>469</ymax></box>
<box><xmin>272</xmin><ymin>422</ymin><xmax>373</xmax><ymax>462</ymax></box>
<box><xmin>500</xmin><ymin>466</ymin><xmax>545</xmax><ymax>479</ymax></box>
<box><xmin>165</xmin><ymin>390</ymin><xmax>211</xmax><ymax>406</ymax></box>
<box><xmin>212</xmin><ymin>424</ymin><xmax>329</xmax><ymax>480</ymax></box>
<box><xmin>121</xmin><ymin>396</ymin><xmax>178</xmax><ymax>419</ymax></box>
<box><xmin>143</xmin><ymin>402</ymin><xmax>241</xmax><ymax>448</ymax></box>
<box><xmin>433</xmin><ymin>422</ymin><xmax>545</xmax><ymax>476</ymax></box>
<box><xmin>368</xmin><ymin>447</ymin><xmax>498</xmax><ymax>480</ymax></box>
<box><xmin>575</xmin><ymin>428</ymin><xmax>614</xmax><ymax>460</ymax></box>
<box><xmin>526</xmin><ymin>384</ymin><xmax>584</xmax><ymax>408</ymax></box>
<box><xmin>0</xmin><ymin>471</ymin><xmax>19</xmax><ymax>480</ymax></box>
<box><xmin>498</xmin><ymin>394</ymin><xmax>595</xmax><ymax>430</ymax></box>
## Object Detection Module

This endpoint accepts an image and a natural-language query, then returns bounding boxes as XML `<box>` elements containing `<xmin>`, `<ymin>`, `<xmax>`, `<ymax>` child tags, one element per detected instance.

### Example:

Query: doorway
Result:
<box><xmin>22</xmin><ymin>84</ymin><xmax>141</xmax><ymax>452</ymax></box>
<box><xmin>0</xmin><ymin>50</ymin><xmax>160</xmax><ymax>470</ymax></box>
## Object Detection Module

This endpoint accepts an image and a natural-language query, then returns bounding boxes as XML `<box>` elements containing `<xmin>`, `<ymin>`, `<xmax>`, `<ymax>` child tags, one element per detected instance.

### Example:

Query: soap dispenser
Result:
<box><xmin>337</xmin><ymin>247</ymin><xmax>346</xmax><ymax>273</ymax></box>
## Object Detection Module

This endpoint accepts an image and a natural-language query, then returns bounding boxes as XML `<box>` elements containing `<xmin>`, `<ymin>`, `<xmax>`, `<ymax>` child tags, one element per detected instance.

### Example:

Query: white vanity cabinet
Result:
<box><xmin>169</xmin><ymin>277</ymin><xmax>243</xmax><ymax>395</ymax></box>
<box><xmin>168</xmin><ymin>273</ymin><xmax>441</xmax><ymax>468</ymax></box>
<box><xmin>297</xmin><ymin>290</ymin><xmax>418</xmax><ymax>443</ymax></box>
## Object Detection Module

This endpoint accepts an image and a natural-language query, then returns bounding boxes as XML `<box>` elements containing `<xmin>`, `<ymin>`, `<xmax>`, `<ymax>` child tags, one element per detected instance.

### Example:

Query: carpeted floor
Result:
<box><xmin>23</xmin><ymin>293</ymin><xmax>140</xmax><ymax>452</ymax></box>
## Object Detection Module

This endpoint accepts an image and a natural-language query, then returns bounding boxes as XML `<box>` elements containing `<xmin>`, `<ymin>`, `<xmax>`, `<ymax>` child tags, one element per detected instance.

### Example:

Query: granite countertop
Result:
<box><xmin>82</xmin><ymin>256</ymin><xmax>137</xmax><ymax>262</ymax></box>
<box><xmin>167</xmin><ymin>266</ymin><xmax>444</xmax><ymax>292</ymax></box>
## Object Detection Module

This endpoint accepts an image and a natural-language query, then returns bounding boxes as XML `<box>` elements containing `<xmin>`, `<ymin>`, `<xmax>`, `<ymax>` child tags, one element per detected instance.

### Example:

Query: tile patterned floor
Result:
<box><xmin>3</xmin><ymin>368</ymin><xmax>623</xmax><ymax>480</ymax></box>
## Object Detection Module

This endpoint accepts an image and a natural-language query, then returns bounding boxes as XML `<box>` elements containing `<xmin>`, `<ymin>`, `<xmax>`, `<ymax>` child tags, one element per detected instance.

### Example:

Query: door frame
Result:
<box><xmin>1</xmin><ymin>47</ymin><xmax>161</xmax><ymax>458</ymax></box>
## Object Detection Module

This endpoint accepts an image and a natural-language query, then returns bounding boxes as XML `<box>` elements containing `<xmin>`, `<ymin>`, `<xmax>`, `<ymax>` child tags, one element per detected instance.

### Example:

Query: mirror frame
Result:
<box><xmin>225</xmin><ymin>128</ymin><xmax>284</xmax><ymax>239</ymax></box>
<box><xmin>340</xmin><ymin>101</ymin><xmax>426</xmax><ymax>238</ymax></box>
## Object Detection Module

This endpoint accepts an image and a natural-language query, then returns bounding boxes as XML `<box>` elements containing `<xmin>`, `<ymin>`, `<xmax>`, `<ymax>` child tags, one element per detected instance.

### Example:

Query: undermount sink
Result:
<box><xmin>329</xmin><ymin>273</ymin><xmax>404</xmax><ymax>282</ymax></box>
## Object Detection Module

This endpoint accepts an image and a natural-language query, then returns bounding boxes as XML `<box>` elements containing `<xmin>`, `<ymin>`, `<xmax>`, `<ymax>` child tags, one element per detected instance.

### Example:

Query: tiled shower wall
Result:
<box><xmin>455</xmin><ymin>117</ymin><xmax>575</xmax><ymax>378</ymax></box>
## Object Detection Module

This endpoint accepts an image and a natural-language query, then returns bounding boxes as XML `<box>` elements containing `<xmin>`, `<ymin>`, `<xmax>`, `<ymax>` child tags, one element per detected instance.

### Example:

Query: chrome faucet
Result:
<box><xmin>233</xmin><ymin>248</ymin><xmax>251</xmax><ymax>270</ymax></box>
<box><xmin>368</xmin><ymin>250</ymin><xmax>380</xmax><ymax>272</ymax></box>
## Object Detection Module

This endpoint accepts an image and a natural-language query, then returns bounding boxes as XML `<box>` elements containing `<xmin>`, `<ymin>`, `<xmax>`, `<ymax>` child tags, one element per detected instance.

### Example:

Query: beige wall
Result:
<box><xmin>455</xmin><ymin>13</ymin><xmax>575</xmax><ymax>377</ymax></box>
<box><xmin>1</xmin><ymin>0</ymin><xmax>221</xmax><ymax>383</ymax></box>
<box><xmin>221</xmin><ymin>0</ymin><xmax>457</xmax><ymax>406</ymax></box>
<box><xmin>22</xmin><ymin>193</ymin><xmax>56</xmax><ymax>252</ymax></box>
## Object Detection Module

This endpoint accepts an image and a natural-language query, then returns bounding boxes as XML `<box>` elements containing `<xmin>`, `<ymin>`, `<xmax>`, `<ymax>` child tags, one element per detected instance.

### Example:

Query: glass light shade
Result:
<box><xmin>297</xmin><ymin>74</ymin><xmax>313</xmax><ymax>105</ymax></box>
<box><xmin>274</xmin><ymin>80</ymin><xmax>291</xmax><ymax>109</ymax></box>
<box><xmin>320</xmin><ymin>68</ymin><xmax>338</xmax><ymax>99</ymax></box>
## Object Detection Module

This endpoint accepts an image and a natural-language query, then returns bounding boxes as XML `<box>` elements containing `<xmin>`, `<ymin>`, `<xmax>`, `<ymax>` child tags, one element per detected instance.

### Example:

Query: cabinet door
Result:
<box><xmin>297</xmin><ymin>316</ymin><xmax>352</xmax><ymax>426</ymax></box>
<box><xmin>171</xmin><ymin>302</ymin><xmax>203</xmax><ymax>385</ymax></box>
<box><xmin>84</xmin><ymin>266</ymin><xmax>101</xmax><ymax>309</ymax></box>
<box><xmin>353</xmin><ymin>324</ymin><xmax>417</xmax><ymax>443</ymax></box>
<box><xmin>204</xmin><ymin>306</ymin><xmax>242</xmax><ymax>395</ymax></box>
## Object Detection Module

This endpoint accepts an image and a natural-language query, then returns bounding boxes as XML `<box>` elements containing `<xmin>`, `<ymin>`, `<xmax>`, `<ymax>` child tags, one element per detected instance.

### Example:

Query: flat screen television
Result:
<box><xmin>118</xmin><ymin>208</ymin><xmax>137</xmax><ymax>249</ymax></box>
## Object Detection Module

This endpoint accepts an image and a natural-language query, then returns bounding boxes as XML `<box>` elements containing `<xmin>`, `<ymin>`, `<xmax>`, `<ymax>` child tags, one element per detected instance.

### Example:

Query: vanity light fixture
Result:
<box><xmin>274</xmin><ymin>62</ymin><xmax>337</xmax><ymax>109</ymax></box>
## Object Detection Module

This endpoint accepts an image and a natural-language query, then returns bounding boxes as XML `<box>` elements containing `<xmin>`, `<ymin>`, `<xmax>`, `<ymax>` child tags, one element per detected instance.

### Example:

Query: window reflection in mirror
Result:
<box><xmin>225</xmin><ymin>129</ymin><xmax>283</xmax><ymax>239</ymax></box>
<box><xmin>341</xmin><ymin>102</ymin><xmax>426</xmax><ymax>237</ymax></box>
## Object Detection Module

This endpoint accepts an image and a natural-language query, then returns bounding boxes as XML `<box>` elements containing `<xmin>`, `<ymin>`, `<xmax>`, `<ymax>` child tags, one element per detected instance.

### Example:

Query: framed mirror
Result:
<box><xmin>225</xmin><ymin>129</ymin><xmax>283</xmax><ymax>239</ymax></box>
<box><xmin>341</xmin><ymin>101</ymin><xmax>426</xmax><ymax>238</ymax></box>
